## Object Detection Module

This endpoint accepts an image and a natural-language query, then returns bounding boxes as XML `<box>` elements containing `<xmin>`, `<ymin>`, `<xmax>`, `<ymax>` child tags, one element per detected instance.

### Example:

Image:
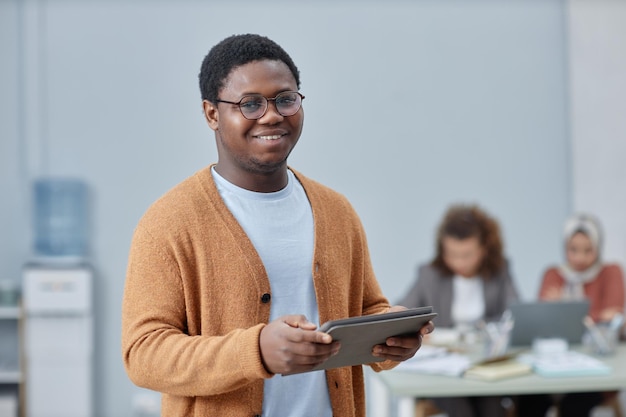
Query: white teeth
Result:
<box><xmin>257</xmin><ymin>135</ymin><xmax>282</xmax><ymax>140</ymax></box>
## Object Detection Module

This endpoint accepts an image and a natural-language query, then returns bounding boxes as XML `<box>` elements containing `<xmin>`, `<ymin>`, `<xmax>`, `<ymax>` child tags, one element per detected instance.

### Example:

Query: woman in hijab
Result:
<box><xmin>539</xmin><ymin>213</ymin><xmax>624</xmax><ymax>323</ymax></box>
<box><xmin>520</xmin><ymin>213</ymin><xmax>625</xmax><ymax>417</ymax></box>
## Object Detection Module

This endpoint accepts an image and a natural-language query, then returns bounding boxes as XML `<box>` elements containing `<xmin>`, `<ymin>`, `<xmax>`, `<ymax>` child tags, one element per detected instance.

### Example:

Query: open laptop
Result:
<box><xmin>508</xmin><ymin>300</ymin><xmax>590</xmax><ymax>347</ymax></box>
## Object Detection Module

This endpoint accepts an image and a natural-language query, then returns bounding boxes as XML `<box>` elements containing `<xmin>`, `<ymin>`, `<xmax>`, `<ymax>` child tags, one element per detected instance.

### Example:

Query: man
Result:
<box><xmin>122</xmin><ymin>33</ymin><xmax>433</xmax><ymax>417</ymax></box>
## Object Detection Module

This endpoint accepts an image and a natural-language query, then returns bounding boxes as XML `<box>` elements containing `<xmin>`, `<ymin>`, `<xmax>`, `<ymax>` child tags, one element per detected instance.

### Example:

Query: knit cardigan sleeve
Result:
<box><xmin>121</xmin><ymin>171</ymin><xmax>274</xmax><ymax>397</ymax></box>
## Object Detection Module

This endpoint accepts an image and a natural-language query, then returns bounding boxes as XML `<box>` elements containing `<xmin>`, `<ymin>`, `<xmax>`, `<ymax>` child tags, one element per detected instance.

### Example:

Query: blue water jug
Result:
<box><xmin>33</xmin><ymin>178</ymin><xmax>89</xmax><ymax>258</ymax></box>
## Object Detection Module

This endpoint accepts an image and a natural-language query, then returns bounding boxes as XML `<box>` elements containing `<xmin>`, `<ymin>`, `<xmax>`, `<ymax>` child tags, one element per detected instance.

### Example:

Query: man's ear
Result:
<box><xmin>203</xmin><ymin>100</ymin><xmax>219</xmax><ymax>131</ymax></box>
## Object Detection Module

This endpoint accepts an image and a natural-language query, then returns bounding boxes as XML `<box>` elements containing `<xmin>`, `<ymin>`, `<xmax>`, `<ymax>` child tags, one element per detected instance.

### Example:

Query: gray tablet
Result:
<box><xmin>301</xmin><ymin>306</ymin><xmax>437</xmax><ymax>373</ymax></box>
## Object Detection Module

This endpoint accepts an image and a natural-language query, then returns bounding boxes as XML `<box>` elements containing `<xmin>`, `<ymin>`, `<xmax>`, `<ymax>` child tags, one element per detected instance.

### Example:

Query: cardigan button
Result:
<box><xmin>261</xmin><ymin>293</ymin><xmax>271</xmax><ymax>303</ymax></box>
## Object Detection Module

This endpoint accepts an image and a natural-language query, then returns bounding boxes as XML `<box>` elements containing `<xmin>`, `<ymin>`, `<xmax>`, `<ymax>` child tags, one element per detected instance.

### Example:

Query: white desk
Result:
<box><xmin>368</xmin><ymin>344</ymin><xmax>626</xmax><ymax>417</ymax></box>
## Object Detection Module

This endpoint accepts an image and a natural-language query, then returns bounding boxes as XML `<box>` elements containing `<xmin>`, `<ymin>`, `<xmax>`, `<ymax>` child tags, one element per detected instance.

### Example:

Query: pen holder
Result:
<box><xmin>482</xmin><ymin>321</ymin><xmax>512</xmax><ymax>358</ymax></box>
<box><xmin>585</xmin><ymin>323</ymin><xmax>619</xmax><ymax>356</ymax></box>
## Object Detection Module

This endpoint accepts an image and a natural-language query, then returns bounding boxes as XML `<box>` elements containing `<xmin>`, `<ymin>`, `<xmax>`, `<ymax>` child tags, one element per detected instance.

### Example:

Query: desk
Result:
<box><xmin>368</xmin><ymin>344</ymin><xmax>626</xmax><ymax>417</ymax></box>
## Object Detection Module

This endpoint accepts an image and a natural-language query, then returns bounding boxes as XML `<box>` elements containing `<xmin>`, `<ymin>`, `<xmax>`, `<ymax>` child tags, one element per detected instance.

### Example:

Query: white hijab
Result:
<box><xmin>557</xmin><ymin>213</ymin><xmax>603</xmax><ymax>299</ymax></box>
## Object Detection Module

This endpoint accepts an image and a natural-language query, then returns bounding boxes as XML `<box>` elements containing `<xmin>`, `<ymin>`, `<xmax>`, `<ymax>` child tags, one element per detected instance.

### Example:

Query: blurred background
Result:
<box><xmin>0</xmin><ymin>0</ymin><xmax>624</xmax><ymax>416</ymax></box>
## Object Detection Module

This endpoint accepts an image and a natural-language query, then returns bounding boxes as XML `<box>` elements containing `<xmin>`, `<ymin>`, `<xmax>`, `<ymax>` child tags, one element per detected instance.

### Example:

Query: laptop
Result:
<box><xmin>508</xmin><ymin>300</ymin><xmax>590</xmax><ymax>346</ymax></box>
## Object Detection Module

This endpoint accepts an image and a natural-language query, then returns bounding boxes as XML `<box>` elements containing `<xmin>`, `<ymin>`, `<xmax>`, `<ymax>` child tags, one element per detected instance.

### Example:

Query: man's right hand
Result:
<box><xmin>259</xmin><ymin>314</ymin><xmax>341</xmax><ymax>375</ymax></box>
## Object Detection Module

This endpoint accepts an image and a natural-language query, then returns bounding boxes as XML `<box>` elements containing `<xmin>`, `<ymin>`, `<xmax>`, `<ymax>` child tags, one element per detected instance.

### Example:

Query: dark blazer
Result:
<box><xmin>397</xmin><ymin>261</ymin><xmax>520</xmax><ymax>327</ymax></box>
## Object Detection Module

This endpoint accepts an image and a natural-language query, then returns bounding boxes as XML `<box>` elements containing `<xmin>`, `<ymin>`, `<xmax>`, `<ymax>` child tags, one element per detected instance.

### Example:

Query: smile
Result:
<box><xmin>256</xmin><ymin>134</ymin><xmax>283</xmax><ymax>140</ymax></box>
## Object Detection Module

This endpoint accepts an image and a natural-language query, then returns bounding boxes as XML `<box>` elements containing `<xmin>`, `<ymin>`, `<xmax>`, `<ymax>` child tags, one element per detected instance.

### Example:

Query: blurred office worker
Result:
<box><xmin>399</xmin><ymin>204</ymin><xmax>520</xmax><ymax>417</ymax></box>
<box><xmin>520</xmin><ymin>213</ymin><xmax>626</xmax><ymax>417</ymax></box>
<box><xmin>539</xmin><ymin>213</ymin><xmax>625</xmax><ymax>322</ymax></box>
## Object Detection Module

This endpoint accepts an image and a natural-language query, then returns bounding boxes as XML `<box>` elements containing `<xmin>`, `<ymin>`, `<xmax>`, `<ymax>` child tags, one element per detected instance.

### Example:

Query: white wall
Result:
<box><xmin>0</xmin><ymin>1</ymin><xmax>26</xmax><ymax>288</ymax></box>
<box><xmin>565</xmin><ymin>1</ymin><xmax>626</xmax><ymax>406</ymax></box>
<box><xmin>568</xmin><ymin>0</ymin><xmax>626</xmax><ymax>268</ymax></box>
<box><xmin>1</xmin><ymin>1</ymin><xmax>572</xmax><ymax>416</ymax></box>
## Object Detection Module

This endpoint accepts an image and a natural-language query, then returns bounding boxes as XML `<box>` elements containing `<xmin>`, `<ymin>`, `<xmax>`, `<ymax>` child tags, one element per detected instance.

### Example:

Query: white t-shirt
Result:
<box><xmin>212</xmin><ymin>168</ymin><xmax>332</xmax><ymax>417</ymax></box>
<box><xmin>451</xmin><ymin>275</ymin><xmax>485</xmax><ymax>331</ymax></box>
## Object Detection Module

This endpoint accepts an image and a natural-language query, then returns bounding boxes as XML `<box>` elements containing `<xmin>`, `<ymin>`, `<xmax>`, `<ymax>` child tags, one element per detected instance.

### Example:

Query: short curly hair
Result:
<box><xmin>199</xmin><ymin>33</ymin><xmax>301</xmax><ymax>104</ymax></box>
<box><xmin>431</xmin><ymin>204</ymin><xmax>505</xmax><ymax>279</ymax></box>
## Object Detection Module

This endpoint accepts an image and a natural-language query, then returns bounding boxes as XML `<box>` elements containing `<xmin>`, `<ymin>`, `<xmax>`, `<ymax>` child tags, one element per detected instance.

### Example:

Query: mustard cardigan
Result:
<box><xmin>122</xmin><ymin>165</ymin><xmax>395</xmax><ymax>417</ymax></box>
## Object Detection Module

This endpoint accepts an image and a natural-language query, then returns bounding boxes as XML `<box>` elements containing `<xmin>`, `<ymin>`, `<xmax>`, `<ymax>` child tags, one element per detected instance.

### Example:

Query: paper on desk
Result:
<box><xmin>396</xmin><ymin>345</ymin><xmax>471</xmax><ymax>377</ymax></box>
<box><xmin>518</xmin><ymin>351</ymin><xmax>611</xmax><ymax>378</ymax></box>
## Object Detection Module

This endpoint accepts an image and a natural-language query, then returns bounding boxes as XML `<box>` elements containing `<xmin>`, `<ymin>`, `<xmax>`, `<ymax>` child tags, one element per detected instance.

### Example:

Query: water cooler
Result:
<box><xmin>22</xmin><ymin>265</ymin><xmax>93</xmax><ymax>417</ymax></box>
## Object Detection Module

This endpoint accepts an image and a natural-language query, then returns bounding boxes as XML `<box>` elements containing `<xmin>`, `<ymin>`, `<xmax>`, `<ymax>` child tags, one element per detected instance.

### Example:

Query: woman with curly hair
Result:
<box><xmin>399</xmin><ymin>204</ymin><xmax>520</xmax><ymax>417</ymax></box>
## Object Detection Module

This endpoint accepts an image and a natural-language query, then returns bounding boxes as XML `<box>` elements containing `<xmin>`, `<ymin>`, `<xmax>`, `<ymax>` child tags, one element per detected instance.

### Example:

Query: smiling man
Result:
<box><xmin>121</xmin><ymin>34</ymin><xmax>433</xmax><ymax>417</ymax></box>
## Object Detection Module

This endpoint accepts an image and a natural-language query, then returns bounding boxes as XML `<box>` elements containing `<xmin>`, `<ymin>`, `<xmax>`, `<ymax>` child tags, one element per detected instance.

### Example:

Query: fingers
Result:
<box><xmin>281</xmin><ymin>315</ymin><xmax>332</xmax><ymax>344</ymax></box>
<box><xmin>420</xmin><ymin>320</ymin><xmax>435</xmax><ymax>336</ymax></box>
<box><xmin>543</xmin><ymin>287</ymin><xmax>562</xmax><ymax>300</ymax></box>
<box><xmin>282</xmin><ymin>314</ymin><xmax>318</xmax><ymax>331</ymax></box>
<box><xmin>259</xmin><ymin>315</ymin><xmax>339</xmax><ymax>374</ymax></box>
<box><xmin>372</xmin><ymin>321</ymin><xmax>435</xmax><ymax>362</ymax></box>
<box><xmin>372</xmin><ymin>333</ymin><xmax>421</xmax><ymax>360</ymax></box>
<box><xmin>599</xmin><ymin>308</ymin><xmax>621</xmax><ymax>322</ymax></box>
<box><xmin>386</xmin><ymin>305</ymin><xmax>408</xmax><ymax>313</ymax></box>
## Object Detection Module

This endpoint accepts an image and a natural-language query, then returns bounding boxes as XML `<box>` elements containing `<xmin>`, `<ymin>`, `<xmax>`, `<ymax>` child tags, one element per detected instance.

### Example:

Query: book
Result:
<box><xmin>463</xmin><ymin>359</ymin><xmax>533</xmax><ymax>381</ymax></box>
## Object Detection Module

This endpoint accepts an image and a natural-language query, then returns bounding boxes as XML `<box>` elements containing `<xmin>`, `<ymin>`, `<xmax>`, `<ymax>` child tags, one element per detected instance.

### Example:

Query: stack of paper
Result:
<box><xmin>528</xmin><ymin>351</ymin><xmax>611</xmax><ymax>377</ymax></box>
<box><xmin>396</xmin><ymin>346</ymin><xmax>471</xmax><ymax>377</ymax></box>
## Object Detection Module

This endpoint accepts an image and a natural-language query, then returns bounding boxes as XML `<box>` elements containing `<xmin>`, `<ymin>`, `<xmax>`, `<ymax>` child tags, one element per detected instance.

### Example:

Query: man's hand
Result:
<box><xmin>371</xmin><ymin>305</ymin><xmax>435</xmax><ymax>362</ymax></box>
<box><xmin>259</xmin><ymin>315</ymin><xmax>341</xmax><ymax>375</ymax></box>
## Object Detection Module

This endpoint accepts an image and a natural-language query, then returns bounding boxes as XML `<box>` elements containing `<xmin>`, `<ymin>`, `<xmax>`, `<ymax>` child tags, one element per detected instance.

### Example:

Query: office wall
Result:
<box><xmin>1</xmin><ymin>1</ymin><xmax>570</xmax><ymax>415</ymax></box>
<box><xmin>0</xmin><ymin>2</ymin><xmax>26</xmax><ymax>289</ymax></box>
<box><xmin>568</xmin><ymin>0</ymin><xmax>626</xmax><ymax>269</ymax></box>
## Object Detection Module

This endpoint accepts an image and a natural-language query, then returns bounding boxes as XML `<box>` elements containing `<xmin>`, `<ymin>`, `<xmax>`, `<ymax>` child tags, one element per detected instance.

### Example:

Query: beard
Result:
<box><xmin>216</xmin><ymin>134</ymin><xmax>296</xmax><ymax>177</ymax></box>
<box><xmin>243</xmin><ymin>154</ymin><xmax>289</xmax><ymax>175</ymax></box>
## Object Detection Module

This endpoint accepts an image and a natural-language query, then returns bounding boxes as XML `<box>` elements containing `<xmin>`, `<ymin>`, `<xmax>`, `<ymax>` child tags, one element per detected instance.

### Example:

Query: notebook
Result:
<box><xmin>464</xmin><ymin>358</ymin><xmax>533</xmax><ymax>381</ymax></box>
<box><xmin>508</xmin><ymin>300</ymin><xmax>589</xmax><ymax>346</ymax></box>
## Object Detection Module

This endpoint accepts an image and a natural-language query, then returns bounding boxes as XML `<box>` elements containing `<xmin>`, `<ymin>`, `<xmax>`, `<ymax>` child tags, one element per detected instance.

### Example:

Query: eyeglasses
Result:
<box><xmin>216</xmin><ymin>91</ymin><xmax>305</xmax><ymax>120</ymax></box>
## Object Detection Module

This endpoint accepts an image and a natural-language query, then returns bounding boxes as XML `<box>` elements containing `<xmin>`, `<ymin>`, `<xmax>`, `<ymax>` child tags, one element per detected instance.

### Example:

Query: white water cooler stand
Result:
<box><xmin>22</xmin><ymin>265</ymin><xmax>93</xmax><ymax>417</ymax></box>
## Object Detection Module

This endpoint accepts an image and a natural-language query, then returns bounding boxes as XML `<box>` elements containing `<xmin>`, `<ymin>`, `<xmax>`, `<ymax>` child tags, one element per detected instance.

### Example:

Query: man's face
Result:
<box><xmin>203</xmin><ymin>60</ymin><xmax>304</xmax><ymax>183</ymax></box>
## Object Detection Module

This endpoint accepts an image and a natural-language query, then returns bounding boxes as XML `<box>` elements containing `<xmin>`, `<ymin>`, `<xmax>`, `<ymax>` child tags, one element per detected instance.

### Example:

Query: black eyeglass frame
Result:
<box><xmin>215</xmin><ymin>91</ymin><xmax>305</xmax><ymax>120</ymax></box>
